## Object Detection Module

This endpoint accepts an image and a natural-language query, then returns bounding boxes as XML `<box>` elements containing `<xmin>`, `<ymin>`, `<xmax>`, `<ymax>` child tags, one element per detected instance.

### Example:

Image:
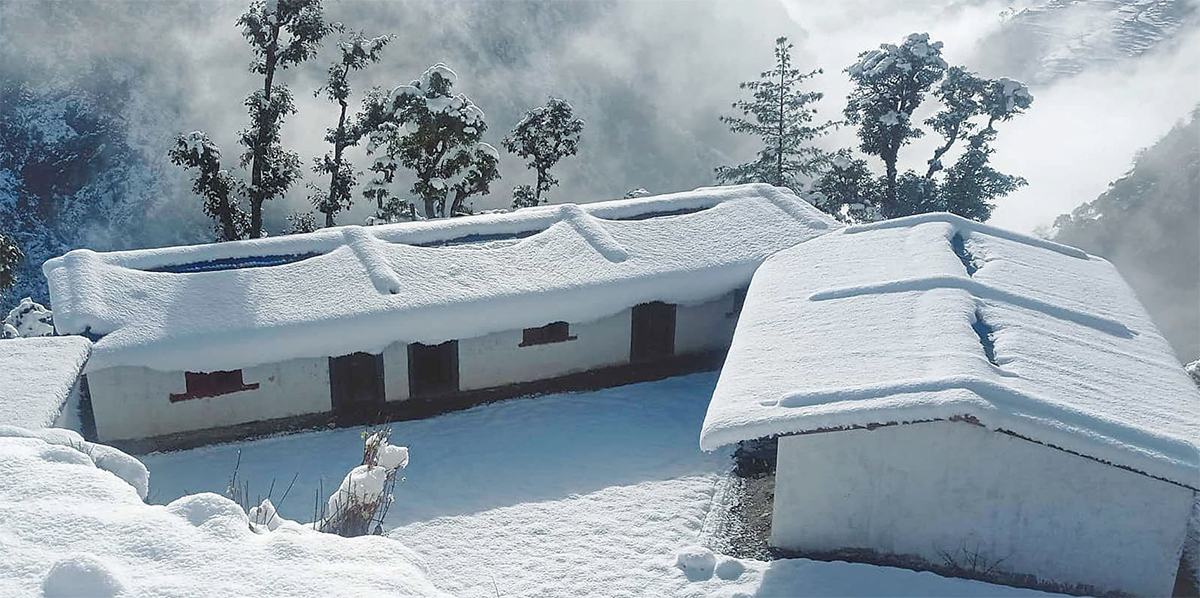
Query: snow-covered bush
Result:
<box><xmin>4</xmin><ymin>297</ymin><xmax>54</xmax><ymax>338</ymax></box>
<box><xmin>1187</xmin><ymin>359</ymin><xmax>1200</xmax><ymax>388</ymax></box>
<box><xmin>317</xmin><ymin>428</ymin><xmax>409</xmax><ymax>537</ymax></box>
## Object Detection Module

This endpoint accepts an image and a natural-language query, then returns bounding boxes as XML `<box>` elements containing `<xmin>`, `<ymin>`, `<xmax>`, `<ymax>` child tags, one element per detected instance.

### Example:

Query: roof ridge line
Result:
<box><xmin>342</xmin><ymin>227</ymin><xmax>402</xmax><ymax>295</ymax></box>
<box><xmin>558</xmin><ymin>204</ymin><xmax>629</xmax><ymax>263</ymax></box>
<box><xmin>844</xmin><ymin>213</ymin><xmax>1088</xmax><ymax>260</ymax></box>
<box><xmin>809</xmin><ymin>274</ymin><xmax>1133</xmax><ymax>337</ymax></box>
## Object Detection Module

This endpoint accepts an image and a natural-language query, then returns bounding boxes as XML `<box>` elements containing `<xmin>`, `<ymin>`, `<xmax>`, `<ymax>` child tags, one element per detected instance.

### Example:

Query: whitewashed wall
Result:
<box><xmin>675</xmin><ymin>291</ymin><xmax>741</xmax><ymax>355</ymax></box>
<box><xmin>771</xmin><ymin>421</ymin><xmax>1194</xmax><ymax>597</ymax></box>
<box><xmin>87</xmin><ymin>357</ymin><xmax>331</xmax><ymax>442</ymax></box>
<box><xmin>381</xmin><ymin>343</ymin><xmax>411</xmax><ymax>402</ymax></box>
<box><xmin>458</xmin><ymin>309</ymin><xmax>632</xmax><ymax>392</ymax></box>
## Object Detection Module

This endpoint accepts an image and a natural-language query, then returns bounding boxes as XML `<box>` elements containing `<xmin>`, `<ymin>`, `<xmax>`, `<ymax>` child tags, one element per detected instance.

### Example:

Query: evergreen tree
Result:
<box><xmin>360</xmin><ymin>64</ymin><xmax>500</xmax><ymax>219</ymax></box>
<box><xmin>310</xmin><ymin>27</ymin><xmax>391</xmax><ymax>228</ymax></box>
<box><xmin>811</xmin><ymin>152</ymin><xmax>881</xmax><ymax>223</ymax></box>
<box><xmin>502</xmin><ymin>98</ymin><xmax>584</xmax><ymax>207</ymax></box>
<box><xmin>841</xmin><ymin>34</ymin><xmax>1032</xmax><ymax>221</ymax></box>
<box><xmin>239</xmin><ymin>0</ymin><xmax>330</xmax><ymax>238</ymax></box>
<box><xmin>169</xmin><ymin>132</ymin><xmax>248</xmax><ymax>241</ymax></box>
<box><xmin>0</xmin><ymin>232</ymin><xmax>21</xmax><ymax>295</ymax></box>
<box><xmin>716</xmin><ymin>37</ymin><xmax>834</xmax><ymax>193</ymax></box>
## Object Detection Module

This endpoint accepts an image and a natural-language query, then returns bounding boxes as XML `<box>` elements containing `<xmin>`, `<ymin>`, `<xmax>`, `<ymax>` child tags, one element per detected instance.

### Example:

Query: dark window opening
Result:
<box><xmin>726</xmin><ymin>287</ymin><xmax>749</xmax><ymax>318</ymax></box>
<box><xmin>408</xmin><ymin>340</ymin><xmax>459</xmax><ymax>398</ymax></box>
<box><xmin>169</xmin><ymin>370</ymin><xmax>259</xmax><ymax>402</ymax></box>
<box><xmin>330</xmin><ymin>352</ymin><xmax>385</xmax><ymax>424</ymax></box>
<box><xmin>520</xmin><ymin>321</ymin><xmax>577</xmax><ymax>347</ymax></box>
<box><xmin>631</xmin><ymin>301</ymin><xmax>676</xmax><ymax>362</ymax></box>
<box><xmin>972</xmin><ymin>309</ymin><xmax>999</xmax><ymax>366</ymax></box>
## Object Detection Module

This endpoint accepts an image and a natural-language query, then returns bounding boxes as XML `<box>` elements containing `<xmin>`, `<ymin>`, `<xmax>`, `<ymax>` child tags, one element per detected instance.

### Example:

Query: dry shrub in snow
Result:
<box><xmin>317</xmin><ymin>428</ymin><xmax>409</xmax><ymax>537</ymax></box>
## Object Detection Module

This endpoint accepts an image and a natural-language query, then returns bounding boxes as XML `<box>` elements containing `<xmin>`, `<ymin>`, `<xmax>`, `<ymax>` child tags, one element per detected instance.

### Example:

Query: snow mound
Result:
<box><xmin>701</xmin><ymin>212</ymin><xmax>1200</xmax><ymax>488</ymax></box>
<box><xmin>44</xmin><ymin>184</ymin><xmax>838</xmax><ymax>373</ymax></box>
<box><xmin>0</xmin><ymin>426</ymin><xmax>148</xmax><ymax>499</ymax></box>
<box><xmin>0</xmin><ymin>432</ymin><xmax>449</xmax><ymax>597</ymax></box>
<box><xmin>675</xmin><ymin>545</ymin><xmax>716</xmax><ymax>581</ymax></box>
<box><xmin>0</xmin><ymin>335</ymin><xmax>90</xmax><ymax>429</ymax></box>
<box><xmin>42</xmin><ymin>554</ymin><xmax>127</xmax><ymax>598</ymax></box>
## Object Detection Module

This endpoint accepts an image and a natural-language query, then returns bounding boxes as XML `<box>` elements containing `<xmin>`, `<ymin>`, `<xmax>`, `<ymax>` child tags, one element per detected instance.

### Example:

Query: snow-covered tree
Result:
<box><xmin>623</xmin><ymin>188</ymin><xmax>651</xmax><ymax>199</ymax></box>
<box><xmin>239</xmin><ymin>0</ymin><xmax>330</xmax><ymax>238</ymax></box>
<box><xmin>716</xmin><ymin>37</ymin><xmax>834</xmax><ymax>193</ymax></box>
<box><xmin>360</xmin><ymin>64</ymin><xmax>500</xmax><ymax>219</ymax></box>
<box><xmin>842</xmin><ymin>34</ymin><xmax>1033</xmax><ymax>221</ymax></box>
<box><xmin>0</xmin><ymin>233</ymin><xmax>21</xmax><ymax>294</ymax></box>
<box><xmin>1187</xmin><ymin>359</ymin><xmax>1200</xmax><ymax>388</ymax></box>
<box><xmin>844</xmin><ymin>33</ymin><xmax>947</xmax><ymax>216</ymax></box>
<box><xmin>510</xmin><ymin>184</ymin><xmax>537</xmax><ymax>209</ymax></box>
<box><xmin>4</xmin><ymin>297</ymin><xmax>53</xmax><ymax>337</ymax></box>
<box><xmin>169</xmin><ymin>132</ymin><xmax>248</xmax><ymax>241</ymax></box>
<box><xmin>310</xmin><ymin>27</ymin><xmax>391</xmax><ymax>228</ymax></box>
<box><xmin>812</xmin><ymin>152</ymin><xmax>882</xmax><ymax>223</ymax></box>
<box><xmin>285</xmin><ymin>211</ymin><xmax>317</xmax><ymax>234</ymax></box>
<box><xmin>502</xmin><ymin>98</ymin><xmax>583</xmax><ymax>207</ymax></box>
<box><xmin>318</xmin><ymin>428</ymin><xmax>409</xmax><ymax>537</ymax></box>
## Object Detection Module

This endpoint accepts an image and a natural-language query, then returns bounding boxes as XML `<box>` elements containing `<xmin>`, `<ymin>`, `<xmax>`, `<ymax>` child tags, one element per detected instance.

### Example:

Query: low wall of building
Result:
<box><xmin>458</xmin><ymin>309</ymin><xmax>633</xmax><ymax>392</ymax></box>
<box><xmin>676</xmin><ymin>290</ymin><xmax>741</xmax><ymax>355</ymax></box>
<box><xmin>771</xmin><ymin>420</ymin><xmax>1195</xmax><ymax>597</ymax></box>
<box><xmin>87</xmin><ymin>357</ymin><xmax>331</xmax><ymax>443</ymax></box>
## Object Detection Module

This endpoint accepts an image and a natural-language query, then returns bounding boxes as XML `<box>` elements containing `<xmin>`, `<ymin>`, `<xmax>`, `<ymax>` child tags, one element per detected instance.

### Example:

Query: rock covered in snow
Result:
<box><xmin>41</xmin><ymin>554</ymin><xmax>127</xmax><ymax>598</ymax></box>
<box><xmin>674</xmin><ymin>545</ymin><xmax>716</xmax><ymax>581</ymax></box>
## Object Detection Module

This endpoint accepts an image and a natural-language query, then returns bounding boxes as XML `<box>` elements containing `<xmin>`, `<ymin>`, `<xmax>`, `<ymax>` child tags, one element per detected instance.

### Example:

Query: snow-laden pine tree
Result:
<box><xmin>502</xmin><ymin>98</ymin><xmax>584</xmax><ymax>208</ymax></box>
<box><xmin>169</xmin><ymin>132</ymin><xmax>249</xmax><ymax>241</ymax></box>
<box><xmin>0</xmin><ymin>233</ymin><xmax>20</xmax><ymax>295</ymax></box>
<box><xmin>359</xmin><ymin>64</ymin><xmax>500</xmax><ymax>220</ymax></box>
<box><xmin>841</xmin><ymin>34</ymin><xmax>1033</xmax><ymax>221</ymax></box>
<box><xmin>310</xmin><ymin>27</ymin><xmax>391</xmax><ymax>228</ymax></box>
<box><xmin>715</xmin><ymin>37</ymin><xmax>834</xmax><ymax>193</ymax></box>
<box><xmin>239</xmin><ymin>0</ymin><xmax>330</xmax><ymax>238</ymax></box>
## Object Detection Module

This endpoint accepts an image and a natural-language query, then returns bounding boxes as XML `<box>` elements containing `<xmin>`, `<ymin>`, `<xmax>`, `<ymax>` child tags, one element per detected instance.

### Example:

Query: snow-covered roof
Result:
<box><xmin>700</xmin><ymin>213</ymin><xmax>1200</xmax><ymax>488</ymax></box>
<box><xmin>0</xmin><ymin>336</ymin><xmax>91</xmax><ymax>429</ymax></box>
<box><xmin>44</xmin><ymin>184</ymin><xmax>838</xmax><ymax>373</ymax></box>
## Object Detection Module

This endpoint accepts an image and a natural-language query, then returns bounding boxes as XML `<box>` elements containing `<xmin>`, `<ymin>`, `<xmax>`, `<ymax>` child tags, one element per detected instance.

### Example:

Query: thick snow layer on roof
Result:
<box><xmin>0</xmin><ymin>429</ymin><xmax>448</xmax><ymax>598</ymax></box>
<box><xmin>700</xmin><ymin>213</ymin><xmax>1200</xmax><ymax>488</ymax></box>
<box><xmin>44</xmin><ymin>184</ymin><xmax>837</xmax><ymax>373</ymax></box>
<box><xmin>0</xmin><ymin>336</ymin><xmax>90</xmax><ymax>429</ymax></box>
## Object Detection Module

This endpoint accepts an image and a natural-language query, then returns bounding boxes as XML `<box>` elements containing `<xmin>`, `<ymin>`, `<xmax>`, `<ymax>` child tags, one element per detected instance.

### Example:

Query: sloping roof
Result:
<box><xmin>44</xmin><ymin>184</ymin><xmax>838</xmax><ymax>374</ymax></box>
<box><xmin>700</xmin><ymin>212</ymin><xmax>1200</xmax><ymax>488</ymax></box>
<box><xmin>0</xmin><ymin>336</ymin><xmax>91</xmax><ymax>428</ymax></box>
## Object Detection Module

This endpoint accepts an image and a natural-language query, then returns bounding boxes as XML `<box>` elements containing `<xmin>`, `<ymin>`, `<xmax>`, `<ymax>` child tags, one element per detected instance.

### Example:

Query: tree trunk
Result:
<box><xmin>249</xmin><ymin>23</ymin><xmax>281</xmax><ymax>239</ymax></box>
<box><xmin>534</xmin><ymin>168</ymin><xmax>545</xmax><ymax>204</ymax></box>
<box><xmin>325</xmin><ymin>98</ymin><xmax>349</xmax><ymax>228</ymax></box>
<box><xmin>217</xmin><ymin>193</ymin><xmax>238</xmax><ymax>241</ymax></box>
<box><xmin>883</xmin><ymin>147</ymin><xmax>898</xmax><ymax>218</ymax></box>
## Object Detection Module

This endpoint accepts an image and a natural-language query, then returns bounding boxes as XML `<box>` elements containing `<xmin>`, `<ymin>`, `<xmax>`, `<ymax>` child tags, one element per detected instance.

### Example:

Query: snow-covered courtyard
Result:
<box><xmin>141</xmin><ymin>373</ymin><xmax>1061</xmax><ymax>597</ymax></box>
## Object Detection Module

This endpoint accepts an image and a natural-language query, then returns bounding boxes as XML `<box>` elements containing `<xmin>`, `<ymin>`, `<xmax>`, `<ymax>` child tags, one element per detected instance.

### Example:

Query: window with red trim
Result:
<box><xmin>169</xmin><ymin>370</ymin><xmax>259</xmax><ymax>402</ymax></box>
<box><xmin>519</xmin><ymin>321</ymin><xmax>576</xmax><ymax>347</ymax></box>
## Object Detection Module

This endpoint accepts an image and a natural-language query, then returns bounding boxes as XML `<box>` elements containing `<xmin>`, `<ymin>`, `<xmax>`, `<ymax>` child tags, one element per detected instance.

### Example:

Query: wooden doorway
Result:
<box><xmin>330</xmin><ymin>352</ymin><xmax>385</xmax><ymax>424</ymax></box>
<box><xmin>631</xmin><ymin>301</ymin><xmax>676</xmax><ymax>362</ymax></box>
<box><xmin>408</xmin><ymin>340</ymin><xmax>459</xmax><ymax>398</ymax></box>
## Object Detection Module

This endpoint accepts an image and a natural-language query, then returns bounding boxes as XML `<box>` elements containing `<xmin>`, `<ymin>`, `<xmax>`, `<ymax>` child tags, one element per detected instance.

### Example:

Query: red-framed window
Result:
<box><xmin>169</xmin><ymin>370</ymin><xmax>259</xmax><ymax>402</ymax></box>
<box><xmin>519</xmin><ymin>321</ymin><xmax>577</xmax><ymax>347</ymax></box>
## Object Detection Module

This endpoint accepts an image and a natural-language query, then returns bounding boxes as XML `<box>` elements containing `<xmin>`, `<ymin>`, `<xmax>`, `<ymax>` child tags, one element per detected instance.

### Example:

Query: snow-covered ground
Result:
<box><xmin>142</xmin><ymin>373</ymin><xmax>1062</xmax><ymax>597</ymax></box>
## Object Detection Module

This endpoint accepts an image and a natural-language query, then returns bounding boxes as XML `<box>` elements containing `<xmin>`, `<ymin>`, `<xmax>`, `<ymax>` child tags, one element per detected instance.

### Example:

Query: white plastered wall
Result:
<box><xmin>675</xmin><ymin>290</ymin><xmax>741</xmax><ymax>355</ymax></box>
<box><xmin>771</xmin><ymin>421</ymin><xmax>1195</xmax><ymax>597</ymax></box>
<box><xmin>381</xmin><ymin>343</ymin><xmax>411</xmax><ymax>402</ymax></box>
<box><xmin>87</xmin><ymin>357</ymin><xmax>331</xmax><ymax>442</ymax></box>
<box><xmin>457</xmin><ymin>309</ymin><xmax>633</xmax><ymax>392</ymax></box>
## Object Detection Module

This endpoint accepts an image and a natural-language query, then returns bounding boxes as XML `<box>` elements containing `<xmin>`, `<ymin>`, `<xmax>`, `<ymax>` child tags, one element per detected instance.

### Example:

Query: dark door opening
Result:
<box><xmin>631</xmin><ymin>301</ymin><xmax>676</xmax><ymax>362</ymax></box>
<box><xmin>408</xmin><ymin>340</ymin><xmax>459</xmax><ymax>398</ymax></box>
<box><xmin>330</xmin><ymin>352</ymin><xmax>385</xmax><ymax>424</ymax></box>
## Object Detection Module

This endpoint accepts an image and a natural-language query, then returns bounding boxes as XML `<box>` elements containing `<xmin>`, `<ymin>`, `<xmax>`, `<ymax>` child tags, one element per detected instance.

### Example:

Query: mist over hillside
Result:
<box><xmin>1</xmin><ymin>0</ymin><xmax>1198</xmax><ymax>339</ymax></box>
<box><xmin>1054</xmin><ymin>108</ymin><xmax>1200</xmax><ymax>362</ymax></box>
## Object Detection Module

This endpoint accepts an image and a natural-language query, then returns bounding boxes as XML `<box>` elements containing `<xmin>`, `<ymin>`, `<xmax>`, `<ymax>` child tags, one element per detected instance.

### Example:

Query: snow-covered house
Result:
<box><xmin>700</xmin><ymin>213</ymin><xmax>1200</xmax><ymax>597</ymax></box>
<box><xmin>43</xmin><ymin>184</ymin><xmax>837</xmax><ymax>450</ymax></box>
<box><xmin>0</xmin><ymin>336</ymin><xmax>92</xmax><ymax>430</ymax></box>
